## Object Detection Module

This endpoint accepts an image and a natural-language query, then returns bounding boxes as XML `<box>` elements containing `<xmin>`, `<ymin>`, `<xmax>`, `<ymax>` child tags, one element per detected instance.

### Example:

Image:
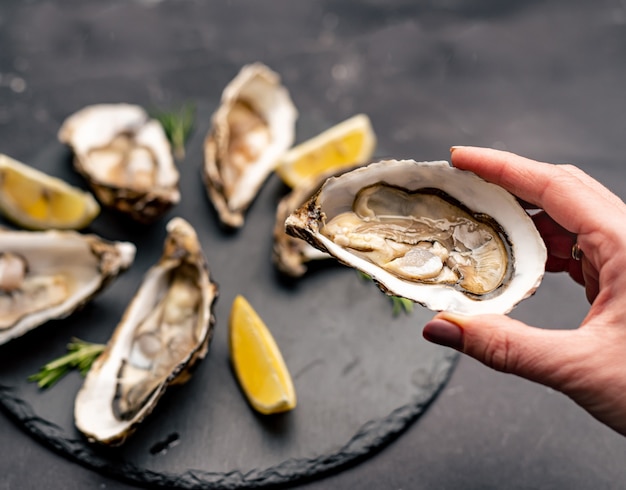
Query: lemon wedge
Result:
<box><xmin>275</xmin><ymin>113</ymin><xmax>376</xmax><ymax>188</ymax></box>
<box><xmin>0</xmin><ymin>154</ymin><xmax>100</xmax><ymax>230</ymax></box>
<box><xmin>229</xmin><ymin>295</ymin><xmax>296</xmax><ymax>415</ymax></box>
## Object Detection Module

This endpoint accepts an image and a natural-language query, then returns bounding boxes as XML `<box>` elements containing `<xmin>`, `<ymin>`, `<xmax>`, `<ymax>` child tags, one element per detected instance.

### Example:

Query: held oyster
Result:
<box><xmin>74</xmin><ymin>217</ymin><xmax>218</xmax><ymax>445</ymax></box>
<box><xmin>58</xmin><ymin>103</ymin><xmax>180</xmax><ymax>224</ymax></box>
<box><xmin>203</xmin><ymin>63</ymin><xmax>298</xmax><ymax>228</ymax></box>
<box><xmin>285</xmin><ymin>159</ymin><xmax>547</xmax><ymax>315</ymax></box>
<box><xmin>0</xmin><ymin>229</ymin><xmax>135</xmax><ymax>345</ymax></box>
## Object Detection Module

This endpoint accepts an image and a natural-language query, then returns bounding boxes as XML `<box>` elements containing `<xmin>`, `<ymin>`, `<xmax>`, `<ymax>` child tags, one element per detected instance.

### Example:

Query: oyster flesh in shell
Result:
<box><xmin>58</xmin><ymin>103</ymin><xmax>180</xmax><ymax>224</ymax></box>
<box><xmin>74</xmin><ymin>217</ymin><xmax>218</xmax><ymax>445</ymax></box>
<box><xmin>204</xmin><ymin>63</ymin><xmax>298</xmax><ymax>228</ymax></box>
<box><xmin>0</xmin><ymin>229</ymin><xmax>135</xmax><ymax>345</ymax></box>
<box><xmin>285</xmin><ymin>159</ymin><xmax>547</xmax><ymax>315</ymax></box>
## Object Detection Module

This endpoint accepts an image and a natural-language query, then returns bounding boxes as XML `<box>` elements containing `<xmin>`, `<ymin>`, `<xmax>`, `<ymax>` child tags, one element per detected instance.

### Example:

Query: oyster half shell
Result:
<box><xmin>203</xmin><ymin>63</ymin><xmax>298</xmax><ymax>228</ymax></box>
<box><xmin>58</xmin><ymin>103</ymin><xmax>180</xmax><ymax>224</ymax></box>
<box><xmin>74</xmin><ymin>217</ymin><xmax>218</xmax><ymax>445</ymax></box>
<box><xmin>286</xmin><ymin>159</ymin><xmax>547</xmax><ymax>315</ymax></box>
<box><xmin>0</xmin><ymin>229</ymin><xmax>135</xmax><ymax>345</ymax></box>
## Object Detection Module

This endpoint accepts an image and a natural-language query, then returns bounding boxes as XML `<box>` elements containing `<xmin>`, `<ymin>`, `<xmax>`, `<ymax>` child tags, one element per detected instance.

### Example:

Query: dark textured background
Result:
<box><xmin>2</xmin><ymin>1</ymin><xmax>626</xmax><ymax>489</ymax></box>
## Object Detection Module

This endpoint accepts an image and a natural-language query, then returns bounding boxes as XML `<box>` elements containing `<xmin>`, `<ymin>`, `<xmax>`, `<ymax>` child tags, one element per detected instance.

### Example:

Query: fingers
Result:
<box><xmin>423</xmin><ymin>313</ymin><xmax>626</xmax><ymax>436</ymax></box>
<box><xmin>581</xmin><ymin>258</ymin><xmax>600</xmax><ymax>302</ymax></box>
<box><xmin>531</xmin><ymin>211</ymin><xmax>586</xmax><ymax>285</ymax></box>
<box><xmin>423</xmin><ymin>312</ymin><xmax>587</xmax><ymax>389</ymax></box>
<box><xmin>532</xmin><ymin>211</ymin><xmax>576</xmax><ymax>260</ymax></box>
<box><xmin>449</xmin><ymin>146</ymin><xmax>626</xmax><ymax>236</ymax></box>
<box><xmin>424</xmin><ymin>313</ymin><xmax>626</xmax><ymax>435</ymax></box>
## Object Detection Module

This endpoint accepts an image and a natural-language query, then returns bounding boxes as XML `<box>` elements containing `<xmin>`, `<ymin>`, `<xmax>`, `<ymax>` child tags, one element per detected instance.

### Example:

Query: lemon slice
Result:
<box><xmin>229</xmin><ymin>295</ymin><xmax>296</xmax><ymax>415</ymax></box>
<box><xmin>0</xmin><ymin>154</ymin><xmax>100</xmax><ymax>230</ymax></box>
<box><xmin>275</xmin><ymin>113</ymin><xmax>376</xmax><ymax>188</ymax></box>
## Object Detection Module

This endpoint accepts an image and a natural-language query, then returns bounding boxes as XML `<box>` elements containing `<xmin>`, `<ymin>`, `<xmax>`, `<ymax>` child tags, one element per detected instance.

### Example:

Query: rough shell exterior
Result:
<box><xmin>273</xmin><ymin>164</ymin><xmax>365</xmax><ymax>277</ymax></box>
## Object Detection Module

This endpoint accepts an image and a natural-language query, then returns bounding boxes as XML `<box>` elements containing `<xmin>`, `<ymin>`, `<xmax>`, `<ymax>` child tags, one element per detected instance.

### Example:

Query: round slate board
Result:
<box><xmin>0</xmin><ymin>107</ymin><xmax>458</xmax><ymax>489</ymax></box>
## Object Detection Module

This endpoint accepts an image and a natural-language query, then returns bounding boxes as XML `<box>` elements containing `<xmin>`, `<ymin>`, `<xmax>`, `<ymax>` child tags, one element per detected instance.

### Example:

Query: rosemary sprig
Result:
<box><xmin>152</xmin><ymin>102</ymin><xmax>195</xmax><ymax>161</ymax></box>
<box><xmin>391</xmin><ymin>296</ymin><xmax>414</xmax><ymax>316</ymax></box>
<box><xmin>357</xmin><ymin>271</ymin><xmax>415</xmax><ymax>316</ymax></box>
<box><xmin>28</xmin><ymin>338</ymin><xmax>106</xmax><ymax>389</ymax></box>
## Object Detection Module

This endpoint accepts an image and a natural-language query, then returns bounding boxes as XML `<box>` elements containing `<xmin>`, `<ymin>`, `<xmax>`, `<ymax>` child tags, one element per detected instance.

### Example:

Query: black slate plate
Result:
<box><xmin>0</xmin><ymin>107</ymin><xmax>458</xmax><ymax>489</ymax></box>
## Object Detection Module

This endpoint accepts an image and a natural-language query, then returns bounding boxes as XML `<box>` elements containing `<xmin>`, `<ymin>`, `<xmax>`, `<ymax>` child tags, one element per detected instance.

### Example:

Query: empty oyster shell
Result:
<box><xmin>58</xmin><ymin>103</ymin><xmax>180</xmax><ymax>224</ymax></box>
<box><xmin>286</xmin><ymin>159</ymin><xmax>547</xmax><ymax>315</ymax></box>
<box><xmin>203</xmin><ymin>63</ymin><xmax>298</xmax><ymax>228</ymax></box>
<box><xmin>0</xmin><ymin>229</ymin><xmax>135</xmax><ymax>345</ymax></box>
<box><xmin>74</xmin><ymin>217</ymin><xmax>218</xmax><ymax>445</ymax></box>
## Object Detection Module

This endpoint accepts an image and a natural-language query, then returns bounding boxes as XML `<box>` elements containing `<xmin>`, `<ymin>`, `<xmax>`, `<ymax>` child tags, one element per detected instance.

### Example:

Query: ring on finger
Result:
<box><xmin>571</xmin><ymin>242</ymin><xmax>583</xmax><ymax>261</ymax></box>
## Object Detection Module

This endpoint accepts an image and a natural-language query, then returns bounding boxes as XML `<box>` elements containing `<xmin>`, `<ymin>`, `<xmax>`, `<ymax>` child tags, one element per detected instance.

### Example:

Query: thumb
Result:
<box><xmin>422</xmin><ymin>312</ymin><xmax>583</xmax><ymax>389</ymax></box>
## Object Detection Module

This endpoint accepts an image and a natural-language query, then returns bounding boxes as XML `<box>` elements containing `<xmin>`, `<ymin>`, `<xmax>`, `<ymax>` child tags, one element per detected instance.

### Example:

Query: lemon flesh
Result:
<box><xmin>229</xmin><ymin>295</ymin><xmax>296</xmax><ymax>415</ymax></box>
<box><xmin>0</xmin><ymin>154</ymin><xmax>100</xmax><ymax>230</ymax></box>
<box><xmin>275</xmin><ymin>113</ymin><xmax>376</xmax><ymax>188</ymax></box>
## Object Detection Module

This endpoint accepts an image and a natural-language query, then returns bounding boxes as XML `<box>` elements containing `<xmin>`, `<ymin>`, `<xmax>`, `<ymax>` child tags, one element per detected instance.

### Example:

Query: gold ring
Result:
<box><xmin>571</xmin><ymin>242</ymin><xmax>583</xmax><ymax>261</ymax></box>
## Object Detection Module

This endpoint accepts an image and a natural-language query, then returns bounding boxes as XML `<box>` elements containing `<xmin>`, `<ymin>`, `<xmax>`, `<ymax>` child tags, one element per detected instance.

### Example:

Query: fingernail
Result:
<box><xmin>423</xmin><ymin>319</ymin><xmax>464</xmax><ymax>350</ymax></box>
<box><xmin>449</xmin><ymin>145</ymin><xmax>464</xmax><ymax>154</ymax></box>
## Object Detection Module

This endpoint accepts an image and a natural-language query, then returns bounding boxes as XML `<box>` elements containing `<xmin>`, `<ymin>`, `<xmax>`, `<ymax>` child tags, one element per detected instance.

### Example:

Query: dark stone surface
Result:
<box><xmin>0</xmin><ymin>100</ymin><xmax>459</xmax><ymax>487</ymax></box>
<box><xmin>1</xmin><ymin>1</ymin><xmax>626</xmax><ymax>489</ymax></box>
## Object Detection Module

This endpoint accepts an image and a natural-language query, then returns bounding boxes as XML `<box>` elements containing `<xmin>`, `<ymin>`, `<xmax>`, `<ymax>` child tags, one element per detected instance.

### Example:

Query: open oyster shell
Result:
<box><xmin>203</xmin><ymin>63</ymin><xmax>298</xmax><ymax>228</ymax></box>
<box><xmin>286</xmin><ymin>159</ymin><xmax>547</xmax><ymax>315</ymax></box>
<box><xmin>58</xmin><ymin>103</ymin><xmax>180</xmax><ymax>224</ymax></box>
<box><xmin>0</xmin><ymin>229</ymin><xmax>135</xmax><ymax>345</ymax></box>
<box><xmin>74</xmin><ymin>217</ymin><xmax>218</xmax><ymax>445</ymax></box>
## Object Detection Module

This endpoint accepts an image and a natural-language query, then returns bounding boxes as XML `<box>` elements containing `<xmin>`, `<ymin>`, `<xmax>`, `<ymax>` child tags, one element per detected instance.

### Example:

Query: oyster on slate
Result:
<box><xmin>203</xmin><ymin>63</ymin><xmax>298</xmax><ymax>228</ymax></box>
<box><xmin>286</xmin><ymin>159</ymin><xmax>547</xmax><ymax>315</ymax></box>
<box><xmin>0</xmin><ymin>229</ymin><xmax>135</xmax><ymax>345</ymax></box>
<box><xmin>74</xmin><ymin>217</ymin><xmax>218</xmax><ymax>445</ymax></box>
<box><xmin>58</xmin><ymin>103</ymin><xmax>180</xmax><ymax>224</ymax></box>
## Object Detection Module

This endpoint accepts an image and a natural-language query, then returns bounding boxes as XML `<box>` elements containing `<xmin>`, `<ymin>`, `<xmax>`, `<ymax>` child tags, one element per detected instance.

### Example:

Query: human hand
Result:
<box><xmin>422</xmin><ymin>146</ymin><xmax>626</xmax><ymax>436</ymax></box>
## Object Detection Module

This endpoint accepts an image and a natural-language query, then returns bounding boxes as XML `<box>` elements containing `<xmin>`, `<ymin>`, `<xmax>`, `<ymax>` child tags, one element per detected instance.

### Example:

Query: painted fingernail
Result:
<box><xmin>423</xmin><ymin>319</ymin><xmax>464</xmax><ymax>350</ymax></box>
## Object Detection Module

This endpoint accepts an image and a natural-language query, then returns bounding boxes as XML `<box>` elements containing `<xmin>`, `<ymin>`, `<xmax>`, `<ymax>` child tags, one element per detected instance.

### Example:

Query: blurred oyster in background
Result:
<box><xmin>0</xmin><ymin>228</ymin><xmax>135</xmax><ymax>345</ymax></box>
<box><xmin>203</xmin><ymin>63</ymin><xmax>298</xmax><ymax>228</ymax></box>
<box><xmin>74</xmin><ymin>217</ymin><xmax>218</xmax><ymax>446</ymax></box>
<box><xmin>58</xmin><ymin>103</ymin><xmax>180</xmax><ymax>224</ymax></box>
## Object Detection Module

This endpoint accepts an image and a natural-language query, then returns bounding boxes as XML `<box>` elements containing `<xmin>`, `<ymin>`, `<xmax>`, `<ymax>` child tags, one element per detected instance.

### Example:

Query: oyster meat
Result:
<box><xmin>74</xmin><ymin>217</ymin><xmax>218</xmax><ymax>445</ymax></box>
<box><xmin>0</xmin><ymin>229</ymin><xmax>135</xmax><ymax>345</ymax></box>
<box><xmin>286</xmin><ymin>159</ymin><xmax>547</xmax><ymax>315</ymax></box>
<box><xmin>204</xmin><ymin>63</ymin><xmax>298</xmax><ymax>228</ymax></box>
<box><xmin>58</xmin><ymin>103</ymin><xmax>180</xmax><ymax>224</ymax></box>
